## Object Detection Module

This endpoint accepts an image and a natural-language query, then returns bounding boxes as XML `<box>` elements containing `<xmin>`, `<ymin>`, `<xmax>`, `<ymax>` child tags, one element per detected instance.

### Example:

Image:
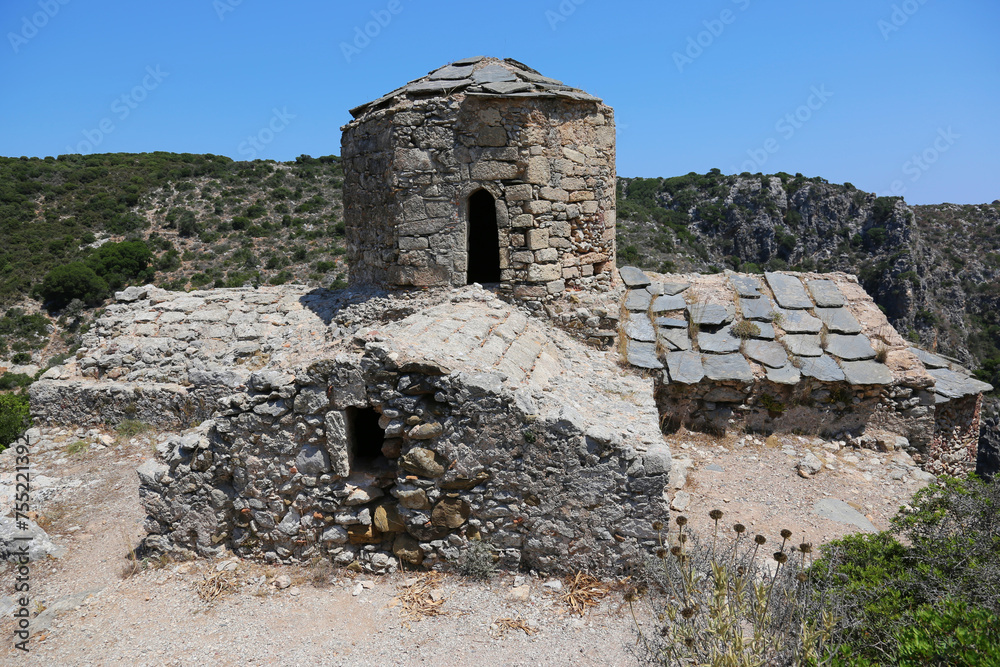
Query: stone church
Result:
<box><xmin>341</xmin><ymin>56</ymin><xmax>617</xmax><ymax>299</ymax></box>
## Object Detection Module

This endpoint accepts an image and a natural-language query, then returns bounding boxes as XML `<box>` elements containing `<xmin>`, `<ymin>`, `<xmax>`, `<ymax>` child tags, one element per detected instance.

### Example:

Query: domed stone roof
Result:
<box><xmin>348</xmin><ymin>56</ymin><xmax>602</xmax><ymax>118</ymax></box>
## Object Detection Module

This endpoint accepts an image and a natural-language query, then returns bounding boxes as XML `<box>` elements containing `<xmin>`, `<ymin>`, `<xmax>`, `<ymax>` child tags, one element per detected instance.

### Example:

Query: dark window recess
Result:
<box><xmin>346</xmin><ymin>406</ymin><xmax>384</xmax><ymax>470</ymax></box>
<box><xmin>467</xmin><ymin>189</ymin><xmax>501</xmax><ymax>284</ymax></box>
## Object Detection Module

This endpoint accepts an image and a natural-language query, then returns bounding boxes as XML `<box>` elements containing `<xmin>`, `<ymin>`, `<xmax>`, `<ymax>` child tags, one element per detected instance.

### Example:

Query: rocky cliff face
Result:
<box><xmin>616</xmin><ymin>172</ymin><xmax>1000</xmax><ymax>389</ymax></box>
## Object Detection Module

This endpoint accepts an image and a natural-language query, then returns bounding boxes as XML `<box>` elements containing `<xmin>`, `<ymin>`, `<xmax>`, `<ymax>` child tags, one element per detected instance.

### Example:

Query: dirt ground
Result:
<box><xmin>0</xmin><ymin>424</ymin><xmax>928</xmax><ymax>666</ymax></box>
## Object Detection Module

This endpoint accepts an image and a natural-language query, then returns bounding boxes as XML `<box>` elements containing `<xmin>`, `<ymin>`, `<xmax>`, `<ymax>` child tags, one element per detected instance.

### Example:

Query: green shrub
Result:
<box><xmin>455</xmin><ymin>540</ymin><xmax>497</xmax><ymax>580</ymax></box>
<box><xmin>39</xmin><ymin>262</ymin><xmax>108</xmax><ymax>308</ymax></box>
<box><xmin>810</xmin><ymin>475</ymin><xmax>1000</xmax><ymax>664</ymax></box>
<box><xmin>0</xmin><ymin>373</ymin><xmax>33</xmax><ymax>391</ymax></box>
<box><xmin>0</xmin><ymin>392</ymin><xmax>31</xmax><ymax>450</ymax></box>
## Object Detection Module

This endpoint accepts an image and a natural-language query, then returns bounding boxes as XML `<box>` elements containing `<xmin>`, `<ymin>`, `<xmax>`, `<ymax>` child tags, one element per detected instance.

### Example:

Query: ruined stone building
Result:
<box><xmin>341</xmin><ymin>56</ymin><xmax>617</xmax><ymax>300</ymax></box>
<box><xmin>23</xmin><ymin>57</ymin><xmax>994</xmax><ymax>576</ymax></box>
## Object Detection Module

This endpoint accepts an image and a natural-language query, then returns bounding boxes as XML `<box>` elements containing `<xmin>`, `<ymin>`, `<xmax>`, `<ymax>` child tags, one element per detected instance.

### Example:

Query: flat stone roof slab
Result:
<box><xmin>815</xmin><ymin>307</ymin><xmax>861</xmax><ymax>335</ymax></box>
<box><xmin>688</xmin><ymin>303</ymin><xmax>734</xmax><ymax>327</ymax></box>
<box><xmin>698</xmin><ymin>330</ymin><xmax>740</xmax><ymax>354</ymax></box>
<box><xmin>619</xmin><ymin>266</ymin><xmax>651</xmax><ymax>288</ymax></box>
<box><xmin>741</xmin><ymin>298</ymin><xmax>775</xmax><ymax>322</ymax></box>
<box><xmin>625</xmin><ymin>289</ymin><xmax>652</xmax><ymax>311</ymax></box>
<box><xmin>659</xmin><ymin>328</ymin><xmax>691</xmax><ymax>351</ymax></box>
<box><xmin>626</xmin><ymin>340</ymin><xmax>663</xmax><ymax>369</ymax></box>
<box><xmin>783</xmin><ymin>334</ymin><xmax>822</xmax><ymax>357</ymax></box>
<box><xmin>659</xmin><ymin>282</ymin><xmax>691</xmax><ymax>296</ymax></box>
<box><xmin>702</xmin><ymin>353</ymin><xmax>753</xmax><ymax>383</ymax></box>
<box><xmin>840</xmin><ymin>360</ymin><xmax>893</xmax><ymax>385</ymax></box>
<box><xmin>807</xmin><ymin>279</ymin><xmax>846</xmax><ymax>307</ymax></box>
<box><xmin>766</xmin><ymin>272</ymin><xmax>813</xmax><ymax>309</ymax></box>
<box><xmin>624</xmin><ymin>313</ymin><xmax>656</xmax><ymax>342</ymax></box>
<box><xmin>650</xmin><ymin>294</ymin><xmax>686</xmax><ymax>313</ymax></box>
<box><xmin>766</xmin><ymin>364</ymin><xmax>801</xmax><ymax>384</ymax></box>
<box><xmin>666</xmin><ymin>350</ymin><xmax>704</xmax><ymax>384</ymax></box>
<box><xmin>744</xmin><ymin>340</ymin><xmax>789</xmax><ymax>369</ymax></box>
<box><xmin>730</xmin><ymin>275</ymin><xmax>763</xmax><ymax>298</ymax></box>
<box><xmin>798</xmin><ymin>355</ymin><xmax>846</xmax><ymax>382</ymax></box>
<box><xmin>776</xmin><ymin>309</ymin><xmax>823</xmax><ymax>334</ymax></box>
<box><xmin>826</xmin><ymin>334</ymin><xmax>876</xmax><ymax>361</ymax></box>
<box><xmin>928</xmin><ymin>367</ymin><xmax>993</xmax><ymax>399</ymax></box>
<box><xmin>655</xmin><ymin>317</ymin><xmax>686</xmax><ymax>329</ymax></box>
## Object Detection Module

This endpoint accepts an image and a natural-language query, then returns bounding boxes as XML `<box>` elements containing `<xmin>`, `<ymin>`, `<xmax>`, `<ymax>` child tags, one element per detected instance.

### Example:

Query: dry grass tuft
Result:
<box><xmin>398</xmin><ymin>572</ymin><xmax>449</xmax><ymax>622</ymax></box>
<box><xmin>195</xmin><ymin>567</ymin><xmax>239</xmax><ymax>603</ymax></box>
<box><xmin>560</xmin><ymin>571</ymin><xmax>613</xmax><ymax>616</ymax></box>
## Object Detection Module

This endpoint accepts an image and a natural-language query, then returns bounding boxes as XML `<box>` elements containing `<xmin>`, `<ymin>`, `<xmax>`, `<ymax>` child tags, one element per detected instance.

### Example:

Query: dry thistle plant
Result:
<box><xmin>628</xmin><ymin>510</ymin><xmax>839</xmax><ymax>666</ymax></box>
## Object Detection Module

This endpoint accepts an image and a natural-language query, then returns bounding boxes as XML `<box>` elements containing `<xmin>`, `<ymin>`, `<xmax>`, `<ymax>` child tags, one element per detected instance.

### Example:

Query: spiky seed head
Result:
<box><xmin>624</xmin><ymin>589</ymin><xmax>639</xmax><ymax>602</ymax></box>
<box><xmin>676</xmin><ymin>515</ymin><xmax>688</xmax><ymax>527</ymax></box>
<box><xmin>652</xmin><ymin>520</ymin><xmax>664</xmax><ymax>532</ymax></box>
<box><xmin>799</xmin><ymin>542</ymin><xmax>813</xmax><ymax>554</ymax></box>
<box><xmin>796</xmin><ymin>572</ymin><xmax>808</xmax><ymax>582</ymax></box>
<box><xmin>754</xmin><ymin>534</ymin><xmax>767</xmax><ymax>545</ymax></box>
<box><xmin>681</xmin><ymin>607</ymin><xmax>696</xmax><ymax>619</ymax></box>
<box><xmin>655</xmin><ymin>547</ymin><xmax>668</xmax><ymax>559</ymax></box>
<box><xmin>684</xmin><ymin>637</ymin><xmax>695</xmax><ymax>648</ymax></box>
<box><xmin>678</xmin><ymin>534</ymin><xmax>688</xmax><ymax>544</ymax></box>
<box><xmin>670</xmin><ymin>546</ymin><xmax>682</xmax><ymax>556</ymax></box>
<box><xmin>737</xmin><ymin>566</ymin><xmax>746</xmax><ymax>576</ymax></box>
<box><xmin>734</xmin><ymin>523</ymin><xmax>746</xmax><ymax>534</ymax></box>
<box><xmin>774</xmin><ymin>552</ymin><xmax>789</xmax><ymax>563</ymax></box>
<box><xmin>780</xmin><ymin>529</ymin><xmax>792</xmax><ymax>540</ymax></box>
<box><xmin>709</xmin><ymin>509</ymin><xmax>724</xmax><ymax>521</ymax></box>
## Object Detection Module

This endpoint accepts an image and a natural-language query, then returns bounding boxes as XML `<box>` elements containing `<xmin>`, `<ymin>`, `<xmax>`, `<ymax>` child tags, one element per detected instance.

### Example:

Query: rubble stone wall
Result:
<box><xmin>139</xmin><ymin>347</ymin><xmax>668</xmax><ymax>575</ymax></box>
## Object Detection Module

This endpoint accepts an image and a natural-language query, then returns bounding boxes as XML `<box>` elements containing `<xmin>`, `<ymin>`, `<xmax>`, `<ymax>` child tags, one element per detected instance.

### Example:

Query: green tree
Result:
<box><xmin>38</xmin><ymin>262</ymin><xmax>108</xmax><ymax>308</ymax></box>
<box><xmin>0</xmin><ymin>393</ymin><xmax>31</xmax><ymax>450</ymax></box>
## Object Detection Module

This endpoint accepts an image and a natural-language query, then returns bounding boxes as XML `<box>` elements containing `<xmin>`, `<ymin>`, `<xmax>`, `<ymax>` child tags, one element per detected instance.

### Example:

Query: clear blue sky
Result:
<box><xmin>2</xmin><ymin>0</ymin><xmax>997</xmax><ymax>205</ymax></box>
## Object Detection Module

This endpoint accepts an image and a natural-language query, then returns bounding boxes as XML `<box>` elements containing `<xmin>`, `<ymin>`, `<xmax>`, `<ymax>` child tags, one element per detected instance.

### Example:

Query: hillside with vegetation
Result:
<box><xmin>1</xmin><ymin>155</ymin><xmax>999</xmax><ymax>447</ymax></box>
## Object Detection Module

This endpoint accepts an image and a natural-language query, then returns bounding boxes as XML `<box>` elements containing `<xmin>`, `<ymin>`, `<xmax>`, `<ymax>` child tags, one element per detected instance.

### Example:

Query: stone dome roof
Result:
<box><xmin>348</xmin><ymin>56</ymin><xmax>603</xmax><ymax>119</ymax></box>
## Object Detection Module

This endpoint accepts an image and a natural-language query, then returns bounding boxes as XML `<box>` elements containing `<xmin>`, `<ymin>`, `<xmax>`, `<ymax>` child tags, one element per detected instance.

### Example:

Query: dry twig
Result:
<box><xmin>398</xmin><ymin>572</ymin><xmax>449</xmax><ymax>622</ymax></box>
<box><xmin>195</xmin><ymin>568</ymin><xmax>238</xmax><ymax>603</ymax></box>
<box><xmin>560</xmin><ymin>571</ymin><xmax>613</xmax><ymax>616</ymax></box>
<box><xmin>491</xmin><ymin>615</ymin><xmax>539</xmax><ymax>637</ymax></box>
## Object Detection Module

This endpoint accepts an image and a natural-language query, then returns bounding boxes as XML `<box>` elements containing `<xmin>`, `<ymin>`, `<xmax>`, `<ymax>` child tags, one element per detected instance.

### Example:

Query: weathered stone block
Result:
<box><xmin>398</xmin><ymin>236</ymin><xmax>429</xmax><ymax>251</ymax></box>
<box><xmin>477</xmin><ymin>126</ymin><xmax>507</xmax><ymax>146</ymax></box>
<box><xmin>471</xmin><ymin>161</ymin><xmax>521</xmax><ymax>180</ymax></box>
<box><xmin>506</xmin><ymin>184</ymin><xmax>532</xmax><ymax>201</ymax></box>
<box><xmin>526</xmin><ymin>228</ymin><xmax>549</xmax><ymax>250</ymax></box>
<box><xmin>526</xmin><ymin>262</ymin><xmax>561</xmax><ymax>282</ymax></box>
<box><xmin>525</xmin><ymin>200</ymin><xmax>552</xmax><ymax>215</ymax></box>
<box><xmin>526</xmin><ymin>156</ymin><xmax>551</xmax><ymax>184</ymax></box>
<box><xmin>512</xmin><ymin>214</ymin><xmax>534</xmax><ymax>228</ymax></box>
<box><xmin>540</xmin><ymin>187</ymin><xmax>569</xmax><ymax>202</ymax></box>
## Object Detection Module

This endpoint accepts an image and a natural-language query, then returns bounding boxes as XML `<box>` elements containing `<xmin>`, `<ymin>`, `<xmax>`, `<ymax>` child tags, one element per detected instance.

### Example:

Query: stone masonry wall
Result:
<box><xmin>139</xmin><ymin>345</ymin><xmax>668</xmax><ymax>575</ymax></box>
<box><xmin>341</xmin><ymin>94</ymin><xmax>616</xmax><ymax>302</ymax></box>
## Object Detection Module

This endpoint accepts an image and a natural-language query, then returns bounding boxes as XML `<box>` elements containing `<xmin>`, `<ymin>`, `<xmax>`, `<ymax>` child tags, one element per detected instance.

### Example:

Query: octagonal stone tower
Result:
<box><xmin>341</xmin><ymin>56</ymin><xmax>617</xmax><ymax>299</ymax></box>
